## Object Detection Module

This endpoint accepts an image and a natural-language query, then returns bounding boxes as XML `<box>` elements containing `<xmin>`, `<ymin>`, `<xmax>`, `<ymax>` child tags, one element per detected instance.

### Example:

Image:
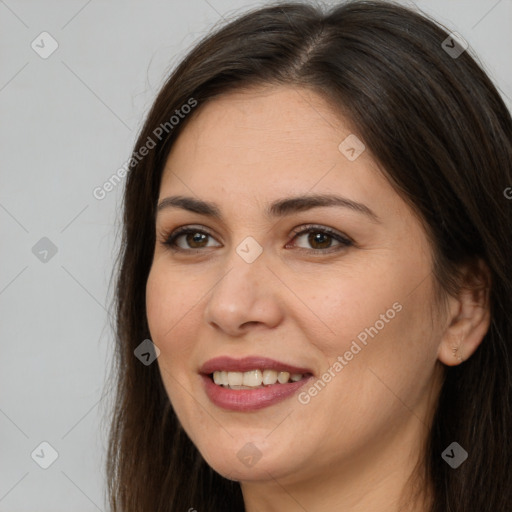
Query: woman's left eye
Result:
<box><xmin>288</xmin><ymin>225</ymin><xmax>353</xmax><ymax>252</ymax></box>
<box><xmin>161</xmin><ymin>224</ymin><xmax>353</xmax><ymax>253</ymax></box>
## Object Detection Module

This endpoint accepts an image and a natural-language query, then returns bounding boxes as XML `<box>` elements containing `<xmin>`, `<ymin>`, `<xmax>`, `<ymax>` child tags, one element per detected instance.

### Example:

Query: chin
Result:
<box><xmin>192</xmin><ymin>431</ymin><xmax>306</xmax><ymax>483</ymax></box>
<box><xmin>203</xmin><ymin>452</ymin><xmax>288</xmax><ymax>482</ymax></box>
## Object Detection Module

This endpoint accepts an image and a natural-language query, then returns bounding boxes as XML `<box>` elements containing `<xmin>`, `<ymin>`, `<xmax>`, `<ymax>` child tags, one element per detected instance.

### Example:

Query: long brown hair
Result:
<box><xmin>106</xmin><ymin>1</ymin><xmax>512</xmax><ymax>510</ymax></box>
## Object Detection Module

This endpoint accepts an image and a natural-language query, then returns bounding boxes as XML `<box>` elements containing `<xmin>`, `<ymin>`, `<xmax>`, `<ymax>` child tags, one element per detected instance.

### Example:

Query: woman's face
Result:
<box><xmin>146</xmin><ymin>85</ymin><xmax>446</xmax><ymax>487</ymax></box>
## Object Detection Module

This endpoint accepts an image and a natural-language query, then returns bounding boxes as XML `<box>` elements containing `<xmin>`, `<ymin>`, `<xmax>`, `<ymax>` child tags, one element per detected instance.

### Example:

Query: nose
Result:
<box><xmin>203</xmin><ymin>247</ymin><xmax>284</xmax><ymax>337</ymax></box>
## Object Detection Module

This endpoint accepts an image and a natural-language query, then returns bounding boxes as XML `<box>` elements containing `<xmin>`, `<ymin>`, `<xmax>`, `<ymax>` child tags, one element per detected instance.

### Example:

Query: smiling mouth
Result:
<box><xmin>210</xmin><ymin>369</ymin><xmax>312</xmax><ymax>389</ymax></box>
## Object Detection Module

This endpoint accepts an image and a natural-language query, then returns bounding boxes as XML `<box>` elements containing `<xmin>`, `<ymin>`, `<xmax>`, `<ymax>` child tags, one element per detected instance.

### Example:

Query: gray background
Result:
<box><xmin>0</xmin><ymin>0</ymin><xmax>510</xmax><ymax>510</ymax></box>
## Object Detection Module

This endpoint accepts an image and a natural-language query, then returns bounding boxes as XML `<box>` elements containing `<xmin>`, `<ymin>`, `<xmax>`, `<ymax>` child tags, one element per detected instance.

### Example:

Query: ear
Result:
<box><xmin>437</xmin><ymin>259</ymin><xmax>491</xmax><ymax>366</ymax></box>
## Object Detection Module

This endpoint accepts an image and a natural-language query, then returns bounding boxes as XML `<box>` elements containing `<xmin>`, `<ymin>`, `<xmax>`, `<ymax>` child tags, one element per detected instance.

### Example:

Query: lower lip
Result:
<box><xmin>201</xmin><ymin>374</ymin><xmax>313</xmax><ymax>411</ymax></box>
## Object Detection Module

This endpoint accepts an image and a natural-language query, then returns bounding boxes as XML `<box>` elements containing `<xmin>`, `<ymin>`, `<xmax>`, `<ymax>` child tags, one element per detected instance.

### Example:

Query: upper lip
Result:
<box><xmin>199</xmin><ymin>356</ymin><xmax>313</xmax><ymax>375</ymax></box>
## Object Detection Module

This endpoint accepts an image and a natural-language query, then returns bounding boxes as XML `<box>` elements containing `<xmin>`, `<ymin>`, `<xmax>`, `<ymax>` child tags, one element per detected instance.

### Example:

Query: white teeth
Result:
<box><xmin>212</xmin><ymin>369</ymin><xmax>304</xmax><ymax>388</ymax></box>
<box><xmin>262</xmin><ymin>369</ymin><xmax>278</xmax><ymax>385</ymax></box>
<box><xmin>228</xmin><ymin>371</ymin><xmax>243</xmax><ymax>386</ymax></box>
<box><xmin>277</xmin><ymin>371</ymin><xmax>290</xmax><ymax>384</ymax></box>
<box><xmin>242</xmin><ymin>370</ymin><xmax>263</xmax><ymax>387</ymax></box>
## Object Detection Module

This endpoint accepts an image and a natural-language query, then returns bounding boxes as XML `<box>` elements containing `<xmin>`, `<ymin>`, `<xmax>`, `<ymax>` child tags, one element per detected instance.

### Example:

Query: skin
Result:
<box><xmin>145</xmin><ymin>85</ymin><xmax>490</xmax><ymax>512</ymax></box>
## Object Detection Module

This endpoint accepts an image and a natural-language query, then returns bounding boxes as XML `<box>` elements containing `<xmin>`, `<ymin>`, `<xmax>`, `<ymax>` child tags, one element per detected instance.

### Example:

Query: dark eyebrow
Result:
<box><xmin>156</xmin><ymin>194</ymin><xmax>381</xmax><ymax>223</ymax></box>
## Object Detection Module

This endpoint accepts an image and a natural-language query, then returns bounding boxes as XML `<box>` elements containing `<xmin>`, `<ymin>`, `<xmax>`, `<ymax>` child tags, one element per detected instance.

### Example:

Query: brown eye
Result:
<box><xmin>161</xmin><ymin>224</ymin><xmax>353</xmax><ymax>254</ymax></box>
<box><xmin>184</xmin><ymin>232</ymin><xmax>209</xmax><ymax>248</ymax></box>
<box><xmin>290</xmin><ymin>225</ymin><xmax>353</xmax><ymax>253</ymax></box>
<box><xmin>163</xmin><ymin>227</ymin><xmax>221</xmax><ymax>251</ymax></box>
<box><xmin>306</xmin><ymin>231</ymin><xmax>333</xmax><ymax>249</ymax></box>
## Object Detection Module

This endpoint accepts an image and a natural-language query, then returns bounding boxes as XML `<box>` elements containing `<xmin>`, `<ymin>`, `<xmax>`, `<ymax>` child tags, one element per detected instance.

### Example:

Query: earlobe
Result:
<box><xmin>438</xmin><ymin>317</ymin><xmax>472</xmax><ymax>366</ymax></box>
<box><xmin>437</xmin><ymin>261</ymin><xmax>491</xmax><ymax>367</ymax></box>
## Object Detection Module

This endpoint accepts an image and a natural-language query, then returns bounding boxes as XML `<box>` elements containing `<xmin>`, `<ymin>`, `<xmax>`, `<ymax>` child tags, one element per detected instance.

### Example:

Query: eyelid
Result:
<box><xmin>289</xmin><ymin>224</ymin><xmax>353</xmax><ymax>243</ymax></box>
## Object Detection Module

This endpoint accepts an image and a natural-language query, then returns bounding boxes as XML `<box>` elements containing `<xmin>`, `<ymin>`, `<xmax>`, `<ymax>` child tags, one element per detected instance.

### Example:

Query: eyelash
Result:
<box><xmin>160</xmin><ymin>224</ymin><xmax>353</xmax><ymax>255</ymax></box>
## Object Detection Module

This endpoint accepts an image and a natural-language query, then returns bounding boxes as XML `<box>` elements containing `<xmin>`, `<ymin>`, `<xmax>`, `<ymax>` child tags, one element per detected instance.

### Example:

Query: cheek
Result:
<box><xmin>296</xmin><ymin>265</ymin><xmax>405</xmax><ymax>355</ymax></box>
<box><xmin>146</xmin><ymin>261</ymin><xmax>197</xmax><ymax>339</ymax></box>
<box><xmin>145</xmin><ymin>264</ymin><xmax>197</xmax><ymax>372</ymax></box>
<box><xmin>146</xmin><ymin>269</ymin><xmax>169</xmax><ymax>341</ymax></box>
<box><xmin>302</xmin><ymin>262</ymin><xmax>438</xmax><ymax>399</ymax></box>
<box><xmin>145</xmin><ymin>265</ymin><xmax>198</xmax><ymax>412</ymax></box>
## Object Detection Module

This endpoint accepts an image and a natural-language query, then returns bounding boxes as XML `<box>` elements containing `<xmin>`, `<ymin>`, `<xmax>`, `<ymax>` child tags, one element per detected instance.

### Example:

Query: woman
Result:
<box><xmin>106</xmin><ymin>1</ymin><xmax>512</xmax><ymax>511</ymax></box>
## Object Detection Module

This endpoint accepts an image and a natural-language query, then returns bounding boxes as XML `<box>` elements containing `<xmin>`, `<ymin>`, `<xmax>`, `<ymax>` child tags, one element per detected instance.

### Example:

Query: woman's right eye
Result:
<box><xmin>162</xmin><ymin>227</ymin><xmax>221</xmax><ymax>252</ymax></box>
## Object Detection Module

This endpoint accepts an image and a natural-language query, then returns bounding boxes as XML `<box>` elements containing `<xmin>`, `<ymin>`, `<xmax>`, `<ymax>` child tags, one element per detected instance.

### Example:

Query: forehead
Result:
<box><xmin>159</xmin><ymin>85</ymin><xmax>395</xmax><ymax>214</ymax></box>
<box><xmin>167</xmin><ymin>85</ymin><xmax>346</xmax><ymax>161</ymax></box>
